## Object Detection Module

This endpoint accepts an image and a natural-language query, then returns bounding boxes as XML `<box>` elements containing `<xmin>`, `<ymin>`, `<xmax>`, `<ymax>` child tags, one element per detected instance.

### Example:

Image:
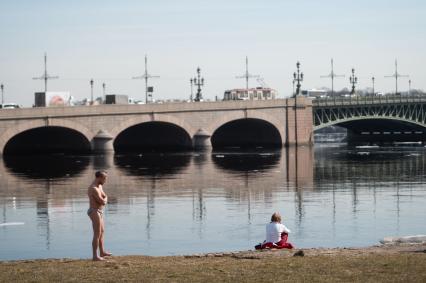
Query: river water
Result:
<box><xmin>1</xmin><ymin>145</ymin><xmax>426</xmax><ymax>260</ymax></box>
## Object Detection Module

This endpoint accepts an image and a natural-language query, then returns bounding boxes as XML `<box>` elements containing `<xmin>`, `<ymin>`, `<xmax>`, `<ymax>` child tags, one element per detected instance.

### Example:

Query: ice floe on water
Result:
<box><xmin>381</xmin><ymin>235</ymin><xmax>426</xmax><ymax>244</ymax></box>
<box><xmin>0</xmin><ymin>222</ymin><xmax>25</xmax><ymax>227</ymax></box>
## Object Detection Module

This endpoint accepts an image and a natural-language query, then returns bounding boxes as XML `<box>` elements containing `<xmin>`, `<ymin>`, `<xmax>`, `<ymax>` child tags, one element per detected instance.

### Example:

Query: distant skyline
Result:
<box><xmin>0</xmin><ymin>0</ymin><xmax>425</xmax><ymax>106</ymax></box>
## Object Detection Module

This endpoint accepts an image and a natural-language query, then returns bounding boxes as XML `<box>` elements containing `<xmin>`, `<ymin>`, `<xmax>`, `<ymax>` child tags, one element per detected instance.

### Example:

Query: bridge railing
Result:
<box><xmin>312</xmin><ymin>94</ymin><xmax>426</xmax><ymax>107</ymax></box>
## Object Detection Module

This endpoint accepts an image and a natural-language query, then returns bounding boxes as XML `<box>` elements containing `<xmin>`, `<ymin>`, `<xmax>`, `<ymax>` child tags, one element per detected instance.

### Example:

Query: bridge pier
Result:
<box><xmin>193</xmin><ymin>129</ymin><xmax>212</xmax><ymax>149</ymax></box>
<box><xmin>92</xmin><ymin>130</ymin><xmax>114</xmax><ymax>153</ymax></box>
<box><xmin>285</xmin><ymin>97</ymin><xmax>314</xmax><ymax>147</ymax></box>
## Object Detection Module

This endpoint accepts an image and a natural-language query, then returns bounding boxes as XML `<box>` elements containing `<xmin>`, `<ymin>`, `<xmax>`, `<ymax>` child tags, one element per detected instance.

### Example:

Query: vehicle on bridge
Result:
<box><xmin>0</xmin><ymin>103</ymin><xmax>20</xmax><ymax>109</ymax></box>
<box><xmin>301</xmin><ymin>89</ymin><xmax>328</xmax><ymax>98</ymax></box>
<box><xmin>223</xmin><ymin>87</ymin><xmax>277</xmax><ymax>101</ymax></box>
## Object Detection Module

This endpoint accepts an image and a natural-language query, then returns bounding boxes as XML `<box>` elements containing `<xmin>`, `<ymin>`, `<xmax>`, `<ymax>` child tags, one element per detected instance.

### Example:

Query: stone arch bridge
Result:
<box><xmin>0</xmin><ymin>98</ymin><xmax>313</xmax><ymax>155</ymax></box>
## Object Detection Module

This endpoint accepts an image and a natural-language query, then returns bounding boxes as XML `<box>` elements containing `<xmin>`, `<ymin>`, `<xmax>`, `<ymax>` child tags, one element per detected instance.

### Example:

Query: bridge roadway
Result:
<box><xmin>0</xmin><ymin>98</ymin><xmax>313</xmax><ymax>154</ymax></box>
<box><xmin>313</xmin><ymin>95</ymin><xmax>426</xmax><ymax>143</ymax></box>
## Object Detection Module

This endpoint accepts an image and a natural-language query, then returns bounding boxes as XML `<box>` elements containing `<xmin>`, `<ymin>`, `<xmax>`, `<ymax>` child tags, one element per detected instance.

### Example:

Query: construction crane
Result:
<box><xmin>32</xmin><ymin>53</ymin><xmax>59</xmax><ymax>92</ymax></box>
<box><xmin>132</xmin><ymin>55</ymin><xmax>160</xmax><ymax>103</ymax></box>
<box><xmin>236</xmin><ymin>56</ymin><xmax>259</xmax><ymax>90</ymax></box>
<box><xmin>320</xmin><ymin>58</ymin><xmax>344</xmax><ymax>97</ymax></box>
<box><xmin>385</xmin><ymin>59</ymin><xmax>409</xmax><ymax>95</ymax></box>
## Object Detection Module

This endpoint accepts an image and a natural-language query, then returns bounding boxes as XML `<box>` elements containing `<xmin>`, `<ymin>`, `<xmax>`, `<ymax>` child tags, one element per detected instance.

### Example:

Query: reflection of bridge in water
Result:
<box><xmin>314</xmin><ymin>145</ymin><xmax>426</xmax><ymax>231</ymax></box>
<box><xmin>315</xmin><ymin>147</ymin><xmax>426</xmax><ymax>182</ymax></box>
<box><xmin>1</xmin><ymin>146</ymin><xmax>424</xmax><ymax>255</ymax></box>
<box><xmin>0</xmin><ymin>148</ymin><xmax>314</xmax><ymax>248</ymax></box>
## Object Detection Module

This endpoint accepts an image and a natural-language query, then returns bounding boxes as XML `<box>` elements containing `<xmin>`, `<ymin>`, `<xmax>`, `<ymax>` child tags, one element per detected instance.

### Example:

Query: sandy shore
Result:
<box><xmin>1</xmin><ymin>243</ymin><xmax>426</xmax><ymax>282</ymax></box>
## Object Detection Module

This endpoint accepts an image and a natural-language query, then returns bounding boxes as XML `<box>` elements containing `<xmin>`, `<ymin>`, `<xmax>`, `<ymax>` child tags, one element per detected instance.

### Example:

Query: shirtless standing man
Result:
<box><xmin>87</xmin><ymin>171</ymin><xmax>112</xmax><ymax>261</ymax></box>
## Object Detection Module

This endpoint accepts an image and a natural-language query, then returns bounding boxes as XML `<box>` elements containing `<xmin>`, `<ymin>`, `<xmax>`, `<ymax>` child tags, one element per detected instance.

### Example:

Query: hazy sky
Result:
<box><xmin>0</xmin><ymin>0</ymin><xmax>425</xmax><ymax>106</ymax></box>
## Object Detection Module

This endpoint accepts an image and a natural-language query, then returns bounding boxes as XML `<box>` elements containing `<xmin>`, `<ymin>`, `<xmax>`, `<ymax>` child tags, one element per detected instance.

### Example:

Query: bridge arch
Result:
<box><xmin>110</xmin><ymin>114</ymin><xmax>195</xmax><ymax>137</ymax></box>
<box><xmin>207</xmin><ymin>110</ymin><xmax>284</xmax><ymax>138</ymax></box>
<box><xmin>0</xmin><ymin>119</ymin><xmax>94</xmax><ymax>155</ymax></box>
<box><xmin>111</xmin><ymin>114</ymin><xmax>195</xmax><ymax>152</ymax></box>
<box><xmin>314</xmin><ymin>116</ymin><xmax>426</xmax><ymax>131</ymax></box>
<box><xmin>208</xmin><ymin>111</ymin><xmax>284</xmax><ymax>148</ymax></box>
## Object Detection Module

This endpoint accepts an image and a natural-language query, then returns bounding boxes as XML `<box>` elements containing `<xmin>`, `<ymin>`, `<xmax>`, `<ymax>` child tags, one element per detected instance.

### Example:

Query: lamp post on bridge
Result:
<box><xmin>293</xmin><ymin>61</ymin><xmax>303</xmax><ymax>97</ymax></box>
<box><xmin>350</xmin><ymin>68</ymin><xmax>358</xmax><ymax>95</ymax></box>
<box><xmin>320</xmin><ymin>58</ymin><xmax>345</xmax><ymax>102</ymax></box>
<box><xmin>192</xmin><ymin>67</ymin><xmax>204</xmax><ymax>102</ymax></box>
<box><xmin>90</xmin><ymin>79</ymin><xmax>94</xmax><ymax>105</ymax></box>
<box><xmin>189</xmin><ymin>78</ymin><xmax>194</xmax><ymax>102</ymax></box>
<box><xmin>292</xmin><ymin>61</ymin><xmax>303</xmax><ymax>146</ymax></box>
<box><xmin>32</xmin><ymin>53</ymin><xmax>59</xmax><ymax>93</ymax></box>
<box><xmin>0</xmin><ymin>84</ymin><xmax>3</xmax><ymax>105</ymax></box>
<box><xmin>385</xmin><ymin>60</ymin><xmax>409</xmax><ymax>95</ymax></box>
<box><xmin>132</xmin><ymin>55</ymin><xmax>160</xmax><ymax>104</ymax></box>
<box><xmin>409</xmin><ymin>79</ymin><xmax>411</xmax><ymax>96</ymax></box>
<box><xmin>371</xmin><ymin>77</ymin><xmax>375</xmax><ymax>96</ymax></box>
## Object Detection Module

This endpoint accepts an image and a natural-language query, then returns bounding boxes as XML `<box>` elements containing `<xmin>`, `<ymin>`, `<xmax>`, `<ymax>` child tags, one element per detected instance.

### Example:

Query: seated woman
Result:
<box><xmin>255</xmin><ymin>212</ymin><xmax>294</xmax><ymax>250</ymax></box>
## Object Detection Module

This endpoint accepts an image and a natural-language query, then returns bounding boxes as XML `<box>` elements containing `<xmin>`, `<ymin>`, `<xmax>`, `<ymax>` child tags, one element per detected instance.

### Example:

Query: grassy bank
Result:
<box><xmin>1</xmin><ymin>245</ymin><xmax>426</xmax><ymax>282</ymax></box>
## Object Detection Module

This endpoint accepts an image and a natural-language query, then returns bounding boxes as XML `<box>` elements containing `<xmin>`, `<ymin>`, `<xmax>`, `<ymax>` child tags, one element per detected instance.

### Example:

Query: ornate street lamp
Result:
<box><xmin>193</xmin><ymin>67</ymin><xmax>204</xmax><ymax>102</ymax></box>
<box><xmin>350</xmin><ymin>68</ymin><xmax>358</xmax><ymax>95</ymax></box>
<box><xmin>190</xmin><ymin>78</ymin><xmax>194</xmax><ymax>102</ymax></box>
<box><xmin>372</xmin><ymin>77</ymin><xmax>375</xmax><ymax>96</ymax></box>
<box><xmin>293</xmin><ymin>61</ymin><xmax>303</xmax><ymax>97</ymax></box>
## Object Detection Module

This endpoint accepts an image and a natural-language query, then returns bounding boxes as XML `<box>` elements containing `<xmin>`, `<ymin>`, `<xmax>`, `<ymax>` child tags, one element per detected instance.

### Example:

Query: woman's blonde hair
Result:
<box><xmin>271</xmin><ymin>212</ymin><xmax>281</xmax><ymax>223</ymax></box>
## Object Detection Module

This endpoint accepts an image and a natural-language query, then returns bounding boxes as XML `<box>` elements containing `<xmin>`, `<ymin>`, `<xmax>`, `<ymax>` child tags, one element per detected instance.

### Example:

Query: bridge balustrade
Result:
<box><xmin>312</xmin><ymin>95</ymin><xmax>426</xmax><ymax>107</ymax></box>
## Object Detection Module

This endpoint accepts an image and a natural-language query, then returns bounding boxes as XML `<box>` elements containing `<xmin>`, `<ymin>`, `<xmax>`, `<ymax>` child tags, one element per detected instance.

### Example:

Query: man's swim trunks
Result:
<box><xmin>87</xmin><ymin>208</ymin><xmax>104</xmax><ymax>216</ymax></box>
